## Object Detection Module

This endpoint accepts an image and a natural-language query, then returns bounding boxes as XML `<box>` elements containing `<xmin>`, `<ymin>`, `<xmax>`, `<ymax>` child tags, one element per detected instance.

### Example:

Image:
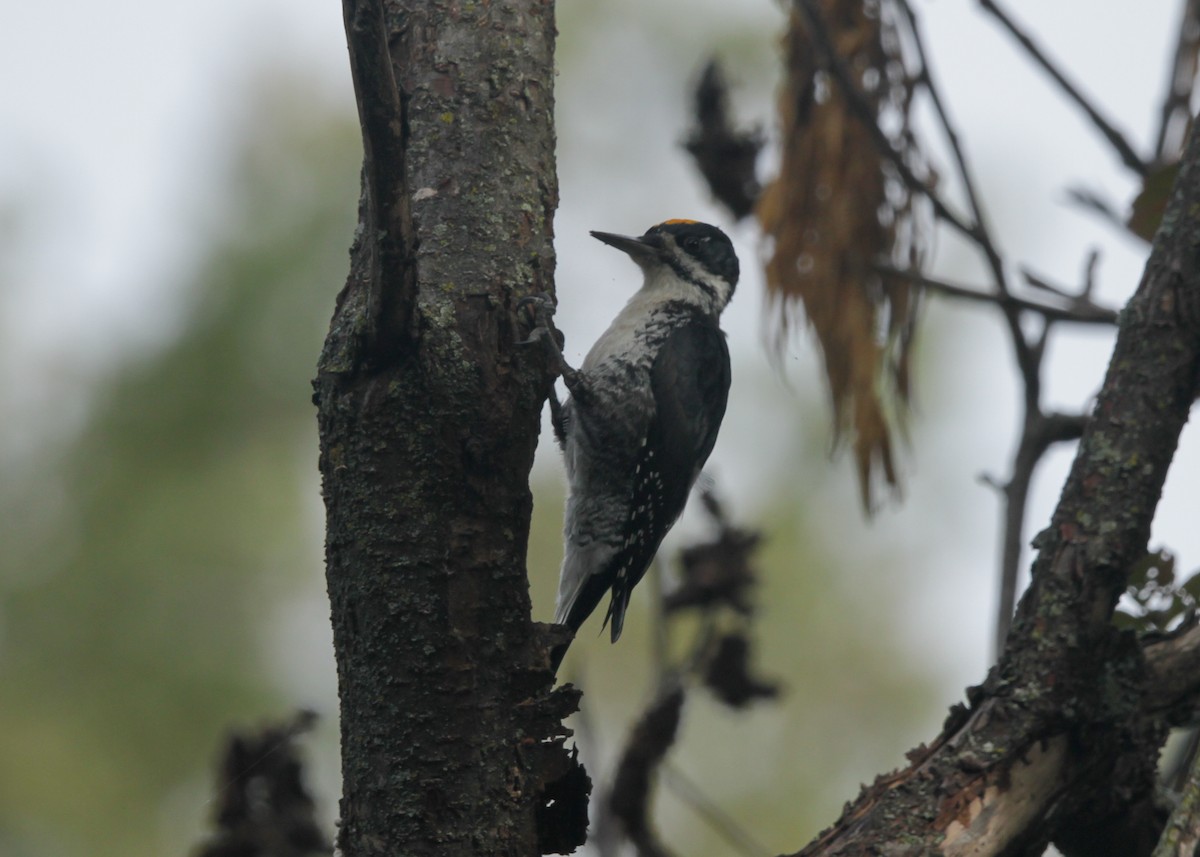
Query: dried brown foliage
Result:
<box><xmin>758</xmin><ymin>0</ymin><xmax>927</xmax><ymax>510</ymax></box>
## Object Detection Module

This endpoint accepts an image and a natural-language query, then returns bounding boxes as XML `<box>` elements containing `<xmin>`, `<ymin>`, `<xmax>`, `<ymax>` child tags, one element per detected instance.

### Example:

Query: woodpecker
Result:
<box><xmin>526</xmin><ymin>220</ymin><xmax>738</xmax><ymax>667</ymax></box>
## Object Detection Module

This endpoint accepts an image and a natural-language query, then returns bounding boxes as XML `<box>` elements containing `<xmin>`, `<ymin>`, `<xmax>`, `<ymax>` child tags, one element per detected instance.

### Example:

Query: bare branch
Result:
<box><xmin>1017</xmin><ymin>120</ymin><xmax>1200</xmax><ymax>625</ymax></box>
<box><xmin>994</xmin><ymin>410</ymin><xmax>1089</xmax><ymax>651</ymax></box>
<box><xmin>1065</xmin><ymin>185</ymin><xmax>1139</xmax><ymax>238</ymax></box>
<box><xmin>884</xmin><ymin>0</ymin><xmax>1101</xmax><ymax>654</ymax></box>
<box><xmin>895</xmin><ymin>0</ymin><xmax>1010</xmax><ymax>297</ymax></box>
<box><xmin>1021</xmin><ymin>252</ymin><xmax>1101</xmax><ymax>304</ymax></box>
<box><xmin>890</xmin><ymin>11</ymin><xmax>1079</xmax><ymax>649</ymax></box>
<box><xmin>878</xmin><ymin>265</ymin><xmax>1118</xmax><ymax>325</ymax></box>
<box><xmin>1145</xmin><ymin>623</ymin><xmax>1200</xmax><ymax>722</ymax></box>
<box><xmin>978</xmin><ymin>0</ymin><xmax>1149</xmax><ymax>177</ymax></box>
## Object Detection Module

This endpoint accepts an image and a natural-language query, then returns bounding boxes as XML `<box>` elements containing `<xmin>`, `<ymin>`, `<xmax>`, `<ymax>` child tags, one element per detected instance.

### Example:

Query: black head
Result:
<box><xmin>590</xmin><ymin>220</ymin><xmax>739</xmax><ymax>311</ymax></box>
<box><xmin>641</xmin><ymin>220</ymin><xmax>739</xmax><ymax>289</ymax></box>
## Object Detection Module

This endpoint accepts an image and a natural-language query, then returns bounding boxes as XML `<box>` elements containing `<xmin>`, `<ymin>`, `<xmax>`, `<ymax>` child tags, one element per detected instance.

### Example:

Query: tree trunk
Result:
<box><xmin>314</xmin><ymin>2</ymin><xmax>580</xmax><ymax>854</ymax></box>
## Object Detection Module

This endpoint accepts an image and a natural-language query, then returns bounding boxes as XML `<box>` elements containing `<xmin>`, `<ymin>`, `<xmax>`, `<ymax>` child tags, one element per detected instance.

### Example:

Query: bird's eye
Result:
<box><xmin>682</xmin><ymin>236</ymin><xmax>700</xmax><ymax>252</ymax></box>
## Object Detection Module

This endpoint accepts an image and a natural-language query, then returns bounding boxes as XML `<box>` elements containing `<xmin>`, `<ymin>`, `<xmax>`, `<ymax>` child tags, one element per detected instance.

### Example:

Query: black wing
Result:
<box><xmin>647</xmin><ymin>321</ymin><xmax>731</xmax><ymax>496</ymax></box>
<box><xmin>603</xmin><ymin>321</ymin><xmax>731</xmax><ymax>640</ymax></box>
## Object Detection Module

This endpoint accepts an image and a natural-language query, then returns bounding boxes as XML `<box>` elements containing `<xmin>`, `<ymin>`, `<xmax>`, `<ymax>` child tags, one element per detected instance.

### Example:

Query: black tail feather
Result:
<box><xmin>604</xmin><ymin>580</ymin><xmax>631</xmax><ymax>643</ymax></box>
<box><xmin>549</xmin><ymin>639</ymin><xmax>571</xmax><ymax>674</ymax></box>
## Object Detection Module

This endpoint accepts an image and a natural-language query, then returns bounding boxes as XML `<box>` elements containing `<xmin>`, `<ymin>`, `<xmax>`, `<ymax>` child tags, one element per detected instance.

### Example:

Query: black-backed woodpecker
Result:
<box><xmin>526</xmin><ymin>220</ymin><xmax>738</xmax><ymax>668</ymax></box>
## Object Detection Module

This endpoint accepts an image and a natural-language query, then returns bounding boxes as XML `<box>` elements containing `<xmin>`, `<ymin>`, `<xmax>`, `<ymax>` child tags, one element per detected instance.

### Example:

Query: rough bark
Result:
<box><xmin>315</xmin><ymin>2</ymin><xmax>581</xmax><ymax>855</ymax></box>
<box><xmin>787</xmin><ymin>125</ymin><xmax>1200</xmax><ymax>855</ymax></box>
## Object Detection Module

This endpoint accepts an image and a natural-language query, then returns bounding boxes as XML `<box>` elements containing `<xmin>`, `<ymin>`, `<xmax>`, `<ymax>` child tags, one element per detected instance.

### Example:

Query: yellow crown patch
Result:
<box><xmin>660</xmin><ymin>218</ymin><xmax>699</xmax><ymax>226</ymax></box>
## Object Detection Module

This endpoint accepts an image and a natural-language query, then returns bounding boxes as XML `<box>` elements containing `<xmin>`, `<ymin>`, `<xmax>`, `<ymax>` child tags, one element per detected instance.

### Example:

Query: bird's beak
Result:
<box><xmin>590</xmin><ymin>231</ymin><xmax>664</xmax><ymax>265</ymax></box>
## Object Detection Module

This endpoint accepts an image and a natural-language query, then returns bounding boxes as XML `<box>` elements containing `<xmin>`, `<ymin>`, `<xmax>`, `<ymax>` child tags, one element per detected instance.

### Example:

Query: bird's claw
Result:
<box><xmin>515</xmin><ymin>292</ymin><xmax>577</xmax><ymax>388</ymax></box>
<box><xmin>516</xmin><ymin>292</ymin><xmax>564</xmax><ymax>348</ymax></box>
<box><xmin>517</xmin><ymin>292</ymin><xmax>556</xmax><ymax>312</ymax></box>
<box><xmin>517</xmin><ymin>291</ymin><xmax>556</xmax><ymax>324</ymax></box>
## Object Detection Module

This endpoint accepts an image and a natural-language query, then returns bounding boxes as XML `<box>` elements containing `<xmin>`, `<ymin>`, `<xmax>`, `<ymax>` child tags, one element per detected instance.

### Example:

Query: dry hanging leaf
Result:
<box><xmin>758</xmin><ymin>0</ymin><xmax>927</xmax><ymax>511</ymax></box>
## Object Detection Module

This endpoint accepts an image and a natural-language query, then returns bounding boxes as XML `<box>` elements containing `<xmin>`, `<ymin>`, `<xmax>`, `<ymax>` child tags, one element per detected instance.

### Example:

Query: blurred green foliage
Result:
<box><xmin>0</xmin><ymin>78</ymin><xmax>359</xmax><ymax>857</ymax></box>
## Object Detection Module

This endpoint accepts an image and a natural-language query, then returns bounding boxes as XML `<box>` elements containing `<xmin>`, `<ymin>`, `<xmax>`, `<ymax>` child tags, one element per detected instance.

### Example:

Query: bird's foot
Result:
<box><xmin>517</xmin><ymin>292</ymin><xmax>557</xmax><ymax>334</ymax></box>
<box><xmin>517</xmin><ymin>293</ymin><xmax>578</xmax><ymax>387</ymax></box>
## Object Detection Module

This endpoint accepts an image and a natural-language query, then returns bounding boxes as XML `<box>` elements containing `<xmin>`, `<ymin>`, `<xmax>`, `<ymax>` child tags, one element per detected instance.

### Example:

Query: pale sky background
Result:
<box><xmin>1</xmin><ymin>0</ymin><xmax>1196</xmax><ymax>845</ymax></box>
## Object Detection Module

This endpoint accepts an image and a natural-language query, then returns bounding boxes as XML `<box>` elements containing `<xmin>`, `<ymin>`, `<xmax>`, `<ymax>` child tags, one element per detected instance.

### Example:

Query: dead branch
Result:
<box><xmin>877</xmin><ymin>264</ymin><xmax>1118</xmax><ymax>325</ymax></box>
<box><xmin>1145</xmin><ymin>623</ymin><xmax>1200</xmax><ymax>723</ymax></box>
<box><xmin>979</xmin><ymin>0</ymin><xmax>1149</xmax><ymax>177</ymax></box>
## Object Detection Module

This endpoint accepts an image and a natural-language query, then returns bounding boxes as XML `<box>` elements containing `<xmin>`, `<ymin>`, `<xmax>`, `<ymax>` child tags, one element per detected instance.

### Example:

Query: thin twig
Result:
<box><xmin>994</xmin><ymin>434</ymin><xmax>1037</xmax><ymax>651</ymax></box>
<box><xmin>1022</xmin><ymin>271</ymin><xmax>1072</xmax><ymax>301</ymax></box>
<box><xmin>1065</xmin><ymin>185</ymin><xmax>1133</xmax><ymax>236</ymax></box>
<box><xmin>994</xmin><ymin>411</ymin><xmax>1089</xmax><ymax>650</ymax></box>
<box><xmin>895</xmin><ymin>1</ymin><xmax>1060</xmax><ymax>477</ymax></box>
<box><xmin>979</xmin><ymin>0</ymin><xmax>1149</xmax><ymax>177</ymax></box>
<box><xmin>893</xmin><ymin>0</ymin><xmax>1043</xmax><ymax>388</ymax></box>
<box><xmin>878</xmin><ymin>265</ymin><xmax>1117</xmax><ymax>325</ymax></box>
<box><xmin>1082</xmin><ymin>248</ymin><xmax>1100</xmax><ymax>299</ymax></box>
<box><xmin>893</xmin><ymin>0</ymin><xmax>1108</xmax><ymax>657</ymax></box>
<box><xmin>896</xmin><ymin>0</ymin><xmax>1009</xmax><ymax>297</ymax></box>
<box><xmin>661</xmin><ymin>762</ymin><xmax>772</xmax><ymax>857</ymax></box>
<box><xmin>1021</xmin><ymin>256</ymin><xmax>1103</xmax><ymax>303</ymax></box>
